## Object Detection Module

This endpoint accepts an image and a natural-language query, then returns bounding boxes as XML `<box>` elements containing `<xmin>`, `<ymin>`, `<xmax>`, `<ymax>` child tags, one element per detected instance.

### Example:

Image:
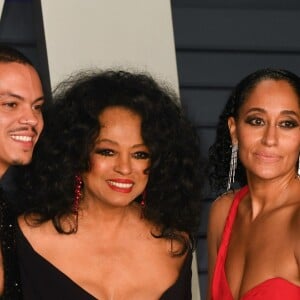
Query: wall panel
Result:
<box><xmin>172</xmin><ymin>4</ymin><xmax>300</xmax><ymax>299</ymax></box>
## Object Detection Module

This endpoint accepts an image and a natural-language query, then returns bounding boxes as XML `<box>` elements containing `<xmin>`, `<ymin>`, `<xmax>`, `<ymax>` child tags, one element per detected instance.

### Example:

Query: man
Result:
<box><xmin>0</xmin><ymin>45</ymin><xmax>44</xmax><ymax>299</ymax></box>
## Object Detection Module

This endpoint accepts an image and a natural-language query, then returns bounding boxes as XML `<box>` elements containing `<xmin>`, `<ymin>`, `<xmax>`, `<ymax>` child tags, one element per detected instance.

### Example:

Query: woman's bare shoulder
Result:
<box><xmin>17</xmin><ymin>214</ymin><xmax>56</xmax><ymax>243</ymax></box>
<box><xmin>207</xmin><ymin>190</ymin><xmax>238</xmax><ymax>244</ymax></box>
<box><xmin>209</xmin><ymin>190</ymin><xmax>236</xmax><ymax>220</ymax></box>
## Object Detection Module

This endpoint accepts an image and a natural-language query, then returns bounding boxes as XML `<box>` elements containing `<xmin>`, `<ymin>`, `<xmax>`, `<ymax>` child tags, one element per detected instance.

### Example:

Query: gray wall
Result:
<box><xmin>171</xmin><ymin>1</ymin><xmax>300</xmax><ymax>298</ymax></box>
<box><xmin>0</xmin><ymin>0</ymin><xmax>50</xmax><ymax>99</ymax></box>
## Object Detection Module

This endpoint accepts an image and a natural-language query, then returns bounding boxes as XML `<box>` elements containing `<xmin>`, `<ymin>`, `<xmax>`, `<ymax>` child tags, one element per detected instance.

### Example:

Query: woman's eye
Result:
<box><xmin>245</xmin><ymin>117</ymin><xmax>264</xmax><ymax>126</ymax></box>
<box><xmin>278</xmin><ymin>120</ymin><xmax>299</xmax><ymax>128</ymax></box>
<box><xmin>133</xmin><ymin>151</ymin><xmax>150</xmax><ymax>160</ymax></box>
<box><xmin>95</xmin><ymin>149</ymin><xmax>115</xmax><ymax>156</ymax></box>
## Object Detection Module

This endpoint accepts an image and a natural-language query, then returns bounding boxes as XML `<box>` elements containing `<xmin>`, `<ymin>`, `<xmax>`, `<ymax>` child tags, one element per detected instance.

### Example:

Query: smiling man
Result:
<box><xmin>0</xmin><ymin>45</ymin><xmax>44</xmax><ymax>299</ymax></box>
<box><xmin>0</xmin><ymin>59</ymin><xmax>44</xmax><ymax>176</ymax></box>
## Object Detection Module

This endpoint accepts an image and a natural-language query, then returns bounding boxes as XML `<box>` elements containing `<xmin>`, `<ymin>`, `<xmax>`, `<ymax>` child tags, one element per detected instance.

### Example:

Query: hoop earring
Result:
<box><xmin>227</xmin><ymin>144</ymin><xmax>238</xmax><ymax>191</ymax></box>
<box><xmin>73</xmin><ymin>174</ymin><xmax>83</xmax><ymax>214</ymax></box>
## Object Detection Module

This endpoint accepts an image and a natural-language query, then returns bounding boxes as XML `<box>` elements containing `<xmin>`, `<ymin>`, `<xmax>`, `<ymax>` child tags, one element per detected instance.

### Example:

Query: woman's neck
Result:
<box><xmin>245</xmin><ymin>172</ymin><xmax>299</xmax><ymax>218</ymax></box>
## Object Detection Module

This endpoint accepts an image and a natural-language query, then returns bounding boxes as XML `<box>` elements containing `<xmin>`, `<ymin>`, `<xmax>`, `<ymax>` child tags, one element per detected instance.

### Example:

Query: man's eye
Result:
<box><xmin>33</xmin><ymin>103</ymin><xmax>44</xmax><ymax>111</ymax></box>
<box><xmin>3</xmin><ymin>102</ymin><xmax>17</xmax><ymax>108</ymax></box>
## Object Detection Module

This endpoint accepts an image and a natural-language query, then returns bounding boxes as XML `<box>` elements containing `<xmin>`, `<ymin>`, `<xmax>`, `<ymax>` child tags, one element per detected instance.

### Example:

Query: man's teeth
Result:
<box><xmin>11</xmin><ymin>135</ymin><xmax>33</xmax><ymax>142</ymax></box>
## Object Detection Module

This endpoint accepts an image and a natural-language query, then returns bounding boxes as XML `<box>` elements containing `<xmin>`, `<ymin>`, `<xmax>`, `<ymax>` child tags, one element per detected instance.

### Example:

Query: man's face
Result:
<box><xmin>0</xmin><ymin>62</ymin><xmax>44</xmax><ymax>176</ymax></box>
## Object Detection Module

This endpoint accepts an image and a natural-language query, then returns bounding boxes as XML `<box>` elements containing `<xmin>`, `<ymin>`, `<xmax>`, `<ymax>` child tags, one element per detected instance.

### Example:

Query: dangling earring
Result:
<box><xmin>73</xmin><ymin>174</ymin><xmax>83</xmax><ymax>214</ymax></box>
<box><xmin>140</xmin><ymin>190</ymin><xmax>146</xmax><ymax>219</ymax></box>
<box><xmin>227</xmin><ymin>144</ymin><xmax>238</xmax><ymax>191</ymax></box>
<box><xmin>298</xmin><ymin>155</ymin><xmax>300</xmax><ymax>178</ymax></box>
<box><xmin>141</xmin><ymin>190</ymin><xmax>146</xmax><ymax>208</ymax></box>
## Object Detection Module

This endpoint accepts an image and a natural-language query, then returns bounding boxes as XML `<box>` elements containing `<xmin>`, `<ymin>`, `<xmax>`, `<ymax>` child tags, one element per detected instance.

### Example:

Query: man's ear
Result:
<box><xmin>228</xmin><ymin>117</ymin><xmax>238</xmax><ymax>145</ymax></box>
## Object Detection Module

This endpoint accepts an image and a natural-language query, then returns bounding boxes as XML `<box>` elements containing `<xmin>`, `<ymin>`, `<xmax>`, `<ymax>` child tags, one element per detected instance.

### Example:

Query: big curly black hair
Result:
<box><xmin>208</xmin><ymin>68</ymin><xmax>300</xmax><ymax>192</ymax></box>
<box><xmin>19</xmin><ymin>70</ymin><xmax>202</xmax><ymax>255</ymax></box>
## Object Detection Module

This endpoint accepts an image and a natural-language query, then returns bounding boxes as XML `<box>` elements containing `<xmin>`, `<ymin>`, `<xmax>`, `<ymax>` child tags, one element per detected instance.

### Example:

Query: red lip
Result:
<box><xmin>106</xmin><ymin>179</ymin><xmax>134</xmax><ymax>193</ymax></box>
<box><xmin>108</xmin><ymin>178</ymin><xmax>134</xmax><ymax>184</ymax></box>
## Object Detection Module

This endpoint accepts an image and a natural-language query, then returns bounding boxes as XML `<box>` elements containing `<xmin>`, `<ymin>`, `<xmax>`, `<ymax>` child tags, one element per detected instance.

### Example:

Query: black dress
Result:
<box><xmin>16</xmin><ymin>225</ymin><xmax>192</xmax><ymax>300</ymax></box>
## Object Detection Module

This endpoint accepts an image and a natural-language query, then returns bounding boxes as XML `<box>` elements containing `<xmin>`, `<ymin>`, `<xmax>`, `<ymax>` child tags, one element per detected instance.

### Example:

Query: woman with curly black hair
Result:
<box><xmin>15</xmin><ymin>70</ymin><xmax>202</xmax><ymax>299</ymax></box>
<box><xmin>207</xmin><ymin>68</ymin><xmax>300</xmax><ymax>300</ymax></box>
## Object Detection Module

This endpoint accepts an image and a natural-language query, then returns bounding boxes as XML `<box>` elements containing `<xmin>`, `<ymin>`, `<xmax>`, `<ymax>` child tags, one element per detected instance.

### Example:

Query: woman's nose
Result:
<box><xmin>114</xmin><ymin>155</ymin><xmax>132</xmax><ymax>175</ymax></box>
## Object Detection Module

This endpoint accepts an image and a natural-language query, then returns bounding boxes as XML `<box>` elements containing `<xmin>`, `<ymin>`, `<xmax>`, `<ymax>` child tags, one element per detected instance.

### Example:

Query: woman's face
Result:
<box><xmin>82</xmin><ymin>106</ymin><xmax>150</xmax><ymax>208</ymax></box>
<box><xmin>228</xmin><ymin>79</ymin><xmax>300</xmax><ymax>181</ymax></box>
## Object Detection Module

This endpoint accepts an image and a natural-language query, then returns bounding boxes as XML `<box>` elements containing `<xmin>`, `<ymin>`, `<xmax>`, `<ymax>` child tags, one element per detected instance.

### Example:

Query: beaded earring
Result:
<box><xmin>140</xmin><ymin>190</ymin><xmax>146</xmax><ymax>219</ymax></box>
<box><xmin>141</xmin><ymin>190</ymin><xmax>146</xmax><ymax>208</ymax></box>
<box><xmin>227</xmin><ymin>144</ymin><xmax>238</xmax><ymax>191</ymax></box>
<box><xmin>73</xmin><ymin>174</ymin><xmax>83</xmax><ymax>214</ymax></box>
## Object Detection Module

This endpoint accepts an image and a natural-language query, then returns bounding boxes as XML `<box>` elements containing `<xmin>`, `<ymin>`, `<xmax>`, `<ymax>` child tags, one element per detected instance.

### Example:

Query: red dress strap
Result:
<box><xmin>211</xmin><ymin>186</ymin><xmax>249</xmax><ymax>300</ymax></box>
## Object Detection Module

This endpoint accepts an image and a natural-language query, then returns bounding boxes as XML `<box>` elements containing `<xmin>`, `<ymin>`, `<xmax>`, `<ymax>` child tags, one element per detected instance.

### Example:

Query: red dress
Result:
<box><xmin>210</xmin><ymin>186</ymin><xmax>300</xmax><ymax>300</ymax></box>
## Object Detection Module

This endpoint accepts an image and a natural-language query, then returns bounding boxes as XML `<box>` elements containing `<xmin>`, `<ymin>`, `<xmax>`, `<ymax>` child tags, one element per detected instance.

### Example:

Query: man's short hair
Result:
<box><xmin>0</xmin><ymin>44</ymin><xmax>33</xmax><ymax>66</ymax></box>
